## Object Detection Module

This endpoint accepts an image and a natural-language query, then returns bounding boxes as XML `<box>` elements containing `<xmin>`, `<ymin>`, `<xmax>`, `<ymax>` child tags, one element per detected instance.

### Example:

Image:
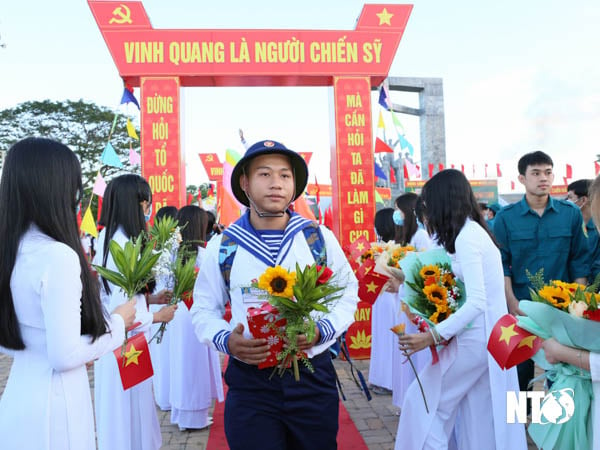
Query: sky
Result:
<box><xmin>2</xmin><ymin>0</ymin><xmax>600</xmax><ymax>192</ymax></box>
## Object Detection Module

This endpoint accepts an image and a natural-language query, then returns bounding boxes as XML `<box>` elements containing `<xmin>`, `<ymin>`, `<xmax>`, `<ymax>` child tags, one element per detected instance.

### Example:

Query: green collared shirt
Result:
<box><xmin>587</xmin><ymin>218</ymin><xmax>600</xmax><ymax>281</ymax></box>
<box><xmin>493</xmin><ymin>195</ymin><xmax>589</xmax><ymax>300</ymax></box>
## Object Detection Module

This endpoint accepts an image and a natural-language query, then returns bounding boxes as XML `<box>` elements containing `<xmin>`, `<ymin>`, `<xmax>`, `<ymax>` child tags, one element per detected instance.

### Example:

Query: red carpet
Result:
<box><xmin>207</xmin><ymin>377</ymin><xmax>368</xmax><ymax>449</ymax></box>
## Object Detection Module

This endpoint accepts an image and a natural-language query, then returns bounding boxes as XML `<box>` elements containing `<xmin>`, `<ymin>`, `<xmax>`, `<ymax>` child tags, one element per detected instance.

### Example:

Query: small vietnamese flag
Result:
<box><xmin>358</xmin><ymin>272</ymin><xmax>388</xmax><ymax>305</ymax></box>
<box><xmin>496</xmin><ymin>163</ymin><xmax>502</xmax><ymax>177</ymax></box>
<box><xmin>346</xmin><ymin>236</ymin><xmax>371</xmax><ymax>260</ymax></box>
<box><xmin>487</xmin><ymin>314</ymin><xmax>542</xmax><ymax>370</ymax></box>
<box><xmin>596</xmin><ymin>161</ymin><xmax>600</xmax><ymax>176</ymax></box>
<box><xmin>187</xmin><ymin>193</ymin><xmax>193</xmax><ymax>205</ymax></box>
<box><xmin>511</xmin><ymin>181</ymin><xmax>516</xmax><ymax>190</ymax></box>
<box><xmin>114</xmin><ymin>333</ymin><xmax>154</xmax><ymax>390</ymax></box>
<box><xmin>428</xmin><ymin>164</ymin><xmax>434</xmax><ymax>179</ymax></box>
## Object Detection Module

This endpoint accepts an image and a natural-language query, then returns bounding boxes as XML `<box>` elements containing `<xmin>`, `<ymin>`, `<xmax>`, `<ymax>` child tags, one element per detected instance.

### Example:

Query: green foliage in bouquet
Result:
<box><xmin>151</xmin><ymin>246</ymin><xmax>201</xmax><ymax>344</ymax></box>
<box><xmin>254</xmin><ymin>263</ymin><xmax>344</xmax><ymax>380</ymax></box>
<box><xmin>93</xmin><ymin>234</ymin><xmax>160</xmax><ymax>299</ymax></box>
<box><xmin>148</xmin><ymin>216</ymin><xmax>179</xmax><ymax>250</ymax></box>
<box><xmin>171</xmin><ymin>252</ymin><xmax>199</xmax><ymax>302</ymax></box>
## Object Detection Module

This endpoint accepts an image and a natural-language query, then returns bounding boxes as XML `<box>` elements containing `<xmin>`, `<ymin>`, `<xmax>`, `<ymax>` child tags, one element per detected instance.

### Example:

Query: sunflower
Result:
<box><xmin>258</xmin><ymin>266</ymin><xmax>296</xmax><ymax>299</ymax></box>
<box><xmin>429</xmin><ymin>303</ymin><xmax>451</xmax><ymax>324</ymax></box>
<box><xmin>360</xmin><ymin>249</ymin><xmax>374</xmax><ymax>262</ymax></box>
<box><xmin>420</xmin><ymin>265</ymin><xmax>440</xmax><ymax>281</ymax></box>
<box><xmin>423</xmin><ymin>284</ymin><xmax>448</xmax><ymax>306</ymax></box>
<box><xmin>552</xmin><ymin>280</ymin><xmax>584</xmax><ymax>294</ymax></box>
<box><xmin>441</xmin><ymin>272</ymin><xmax>456</xmax><ymax>288</ymax></box>
<box><xmin>538</xmin><ymin>285</ymin><xmax>571</xmax><ymax>309</ymax></box>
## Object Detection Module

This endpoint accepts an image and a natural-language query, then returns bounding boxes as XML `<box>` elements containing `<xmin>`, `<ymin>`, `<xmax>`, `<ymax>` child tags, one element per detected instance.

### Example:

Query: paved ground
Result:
<box><xmin>0</xmin><ymin>353</ymin><xmax>536</xmax><ymax>449</ymax></box>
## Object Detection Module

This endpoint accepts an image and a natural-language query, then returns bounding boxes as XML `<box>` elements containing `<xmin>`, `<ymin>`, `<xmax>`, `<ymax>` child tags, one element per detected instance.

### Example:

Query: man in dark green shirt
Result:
<box><xmin>493</xmin><ymin>151</ymin><xmax>589</xmax><ymax>392</ymax></box>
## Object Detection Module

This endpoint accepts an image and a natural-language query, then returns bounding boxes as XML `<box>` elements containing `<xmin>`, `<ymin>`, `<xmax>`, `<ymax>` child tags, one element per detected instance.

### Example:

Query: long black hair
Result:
<box><xmin>100</xmin><ymin>174</ymin><xmax>152</xmax><ymax>294</ymax></box>
<box><xmin>421</xmin><ymin>169</ymin><xmax>496</xmax><ymax>253</ymax></box>
<box><xmin>0</xmin><ymin>138</ymin><xmax>108</xmax><ymax>349</ymax></box>
<box><xmin>394</xmin><ymin>192</ymin><xmax>419</xmax><ymax>245</ymax></box>
<box><xmin>374</xmin><ymin>208</ymin><xmax>395</xmax><ymax>242</ymax></box>
<box><xmin>176</xmin><ymin>205</ymin><xmax>208</xmax><ymax>262</ymax></box>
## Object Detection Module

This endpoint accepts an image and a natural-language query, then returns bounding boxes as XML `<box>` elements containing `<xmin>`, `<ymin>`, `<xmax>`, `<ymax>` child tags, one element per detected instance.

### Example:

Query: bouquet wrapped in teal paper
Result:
<box><xmin>516</xmin><ymin>273</ymin><xmax>600</xmax><ymax>450</ymax></box>
<box><xmin>399</xmin><ymin>248</ymin><xmax>466</xmax><ymax>328</ymax></box>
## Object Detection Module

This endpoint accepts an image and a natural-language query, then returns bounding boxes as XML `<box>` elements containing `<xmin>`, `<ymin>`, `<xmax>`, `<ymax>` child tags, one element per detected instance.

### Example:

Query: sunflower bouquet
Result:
<box><xmin>399</xmin><ymin>248</ymin><xmax>465</xmax><ymax>327</ymax></box>
<box><xmin>526</xmin><ymin>268</ymin><xmax>600</xmax><ymax>320</ymax></box>
<box><xmin>248</xmin><ymin>263</ymin><xmax>344</xmax><ymax>381</ymax></box>
<box><xmin>514</xmin><ymin>270</ymin><xmax>600</xmax><ymax>450</ymax></box>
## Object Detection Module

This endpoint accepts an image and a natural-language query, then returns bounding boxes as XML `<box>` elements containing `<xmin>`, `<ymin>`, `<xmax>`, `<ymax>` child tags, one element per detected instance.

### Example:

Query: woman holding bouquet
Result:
<box><xmin>93</xmin><ymin>174</ymin><xmax>177</xmax><ymax>450</ymax></box>
<box><xmin>168</xmin><ymin>205</ymin><xmax>224</xmax><ymax>430</ymax></box>
<box><xmin>0</xmin><ymin>138</ymin><xmax>136</xmax><ymax>449</ymax></box>
<box><xmin>395</xmin><ymin>169</ymin><xmax>526</xmax><ymax>449</ymax></box>
<box><xmin>389</xmin><ymin>193</ymin><xmax>435</xmax><ymax>409</ymax></box>
<box><xmin>540</xmin><ymin>173</ymin><xmax>600</xmax><ymax>450</ymax></box>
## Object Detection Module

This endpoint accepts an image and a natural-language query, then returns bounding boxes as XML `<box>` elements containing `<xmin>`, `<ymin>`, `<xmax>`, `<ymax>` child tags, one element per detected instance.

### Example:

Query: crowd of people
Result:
<box><xmin>1</xmin><ymin>136</ymin><xmax>600</xmax><ymax>450</ymax></box>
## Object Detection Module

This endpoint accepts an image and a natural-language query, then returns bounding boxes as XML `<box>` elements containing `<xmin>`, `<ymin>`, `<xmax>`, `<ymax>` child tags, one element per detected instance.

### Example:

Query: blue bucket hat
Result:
<box><xmin>231</xmin><ymin>140</ymin><xmax>308</xmax><ymax>207</ymax></box>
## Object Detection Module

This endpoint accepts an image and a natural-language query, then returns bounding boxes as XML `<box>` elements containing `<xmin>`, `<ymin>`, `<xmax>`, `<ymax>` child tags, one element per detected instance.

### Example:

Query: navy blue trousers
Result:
<box><xmin>224</xmin><ymin>352</ymin><xmax>339</xmax><ymax>450</ymax></box>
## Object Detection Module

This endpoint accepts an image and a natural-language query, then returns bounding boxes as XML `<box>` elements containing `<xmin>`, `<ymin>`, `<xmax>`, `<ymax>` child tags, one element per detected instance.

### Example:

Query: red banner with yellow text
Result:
<box><xmin>330</xmin><ymin>77</ymin><xmax>375</xmax><ymax>248</ymax></box>
<box><xmin>141</xmin><ymin>77</ymin><xmax>185</xmax><ymax>214</ymax></box>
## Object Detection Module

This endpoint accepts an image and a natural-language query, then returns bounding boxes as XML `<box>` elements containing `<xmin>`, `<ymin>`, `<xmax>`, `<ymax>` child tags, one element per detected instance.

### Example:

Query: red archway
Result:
<box><xmin>89</xmin><ymin>1</ymin><xmax>412</xmax><ymax>248</ymax></box>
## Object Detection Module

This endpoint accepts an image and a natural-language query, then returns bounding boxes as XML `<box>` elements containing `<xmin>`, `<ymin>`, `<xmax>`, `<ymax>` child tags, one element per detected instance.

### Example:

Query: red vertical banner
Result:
<box><xmin>330</xmin><ymin>76</ymin><xmax>375</xmax><ymax>248</ymax></box>
<box><xmin>140</xmin><ymin>77</ymin><xmax>184</xmax><ymax>216</ymax></box>
<box><xmin>331</xmin><ymin>77</ymin><xmax>374</xmax><ymax>360</ymax></box>
<box><xmin>344</xmin><ymin>301</ymin><xmax>372</xmax><ymax>360</ymax></box>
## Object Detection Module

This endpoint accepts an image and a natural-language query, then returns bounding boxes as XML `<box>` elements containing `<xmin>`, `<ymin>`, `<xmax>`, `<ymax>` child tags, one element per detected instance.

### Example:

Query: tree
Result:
<box><xmin>0</xmin><ymin>100</ymin><xmax>139</xmax><ymax>199</ymax></box>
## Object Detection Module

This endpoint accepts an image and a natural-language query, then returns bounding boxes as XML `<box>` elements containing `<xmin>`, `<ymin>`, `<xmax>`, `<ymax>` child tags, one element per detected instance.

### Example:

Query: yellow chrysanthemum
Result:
<box><xmin>258</xmin><ymin>265</ymin><xmax>296</xmax><ymax>299</ymax></box>
<box><xmin>420</xmin><ymin>265</ymin><xmax>440</xmax><ymax>281</ymax></box>
<box><xmin>552</xmin><ymin>280</ymin><xmax>584</xmax><ymax>294</ymax></box>
<box><xmin>539</xmin><ymin>285</ymin><xmax>571</xmax><ymax>310</ymax></box>
<box><xmin>423</xmin><ymin>284</ymin><xmax>448</xmax><ymax>305</ymax></box>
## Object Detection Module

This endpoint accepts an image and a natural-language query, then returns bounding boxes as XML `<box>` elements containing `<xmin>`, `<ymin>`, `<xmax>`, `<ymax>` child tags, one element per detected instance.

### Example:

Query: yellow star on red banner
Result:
<box><xmin>366</xmin><ymin>281</ymin><xmax>378</xmax><ymax>293</ymax></box>
<box><xmin>376</xmin><ymin>8</ymin><xmax>394</xmax><ymax>26</ymax></box>
<box><xmin>124</xmin><ymin>344</ymin><xmax>143</xmax><ymax>366</ymax></box>
<box><xmin>356</xmin><ymin>242</ymin><xmax>365</xmax><ymax>252</ymax></box>
<box><xmin>517</xmin><ymin>335</ymin><xmax>537</xmax><ymax>349</ymax></box>
<box><xmin>499</xmin><ymin>324</ymin><xmax>519</xmax><ymax>345</ymax></box>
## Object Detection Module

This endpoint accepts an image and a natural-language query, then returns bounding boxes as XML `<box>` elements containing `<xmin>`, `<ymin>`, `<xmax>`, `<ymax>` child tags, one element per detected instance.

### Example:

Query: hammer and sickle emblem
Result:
<box><xmin>206</xmin><ymin>155</ymin><xmax>214</xmax><ymax>162</ymax></box>
<box><xmin>109</xmin><ymin>4</ymin><xmax>132</xmax><ymax>24</ymax></box>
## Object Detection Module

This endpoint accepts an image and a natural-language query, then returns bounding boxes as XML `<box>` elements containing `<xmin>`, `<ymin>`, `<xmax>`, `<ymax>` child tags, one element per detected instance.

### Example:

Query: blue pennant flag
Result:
<box><xmin>120</xmin><ymin>88</ymin><xmax>140</xmax><ymax>109</ymax></box>
<box><xmin>378</xmin><ymin>87</ymin><xmax>389</xmax><ymax>110</ymax></box>
<box><xmin>398</xmin><ymin>133</ymin><xmax>414</xmax><ymax>156</ymax></box>
<box><xmin>101</xmin><ymin>142</ymin><xmax>123</xmax><ymax>168</ymax></box>
<box><xmin>374</xmin><ymin>162</ymin><xmax>387</xmax><ymax>180</ymax></box>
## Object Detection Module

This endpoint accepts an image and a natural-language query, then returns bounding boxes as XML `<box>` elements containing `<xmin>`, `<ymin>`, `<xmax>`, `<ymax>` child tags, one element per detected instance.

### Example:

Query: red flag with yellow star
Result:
<box><xmin>358</xmin><ymin>272</ymin><xmax>388</xmax><ymax>304</ymax></box>
<box><xmin>114</xmin><ymin>333</ymin><xmax>154</xmax><ymax>390</ymax></box>
<box><xmin>487</xmin><ymin>314</ymin><xmax>542</xmax><ymax>369</ymax></box>
<box><xmin>346</xmin><ymin>236</ymin><xmax>371</xmax><ymax>261</ymax></box>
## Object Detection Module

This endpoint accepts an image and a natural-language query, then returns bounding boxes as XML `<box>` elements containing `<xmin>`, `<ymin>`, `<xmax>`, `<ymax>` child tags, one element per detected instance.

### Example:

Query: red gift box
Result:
<box><xmin>247</xmin><ymin>302</ymin><xmax>286</xmax><ymax>369</ymax></box>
